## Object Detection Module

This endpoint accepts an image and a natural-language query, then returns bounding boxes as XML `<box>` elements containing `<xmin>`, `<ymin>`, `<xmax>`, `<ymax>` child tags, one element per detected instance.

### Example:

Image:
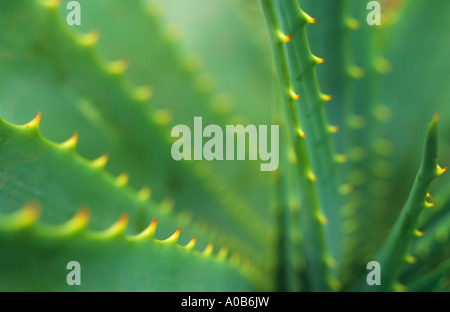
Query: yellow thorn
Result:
<box><xmin>108</xmin><ymin>59</ymin><xmax>128</xmax><ymax>75</ymax></box>
<box><xmin>277</xmin><ymin>30</ymin><xmax>291</xmax><ymax>43</ymax></box>
<box><xmin>374</xmin><ymin>139</ymin><xmax>393</xmax><ymax>156</ymax></box>
<box><xmin>329</xmin><ymin>276</ymin><xmax>342</xmax><ymax>291</ymax></box>
<box><xmin>91</xmin><ymin>154</ymin><xmax>109</xmax><ymax>169</ymax></box>
<box><xmin>437</xmin><ymin>164</ymin><xmax>448</xmax><ymax>176</ymax></box>
<box><xmin>115</xmin><ymin>213</ymin><xmax>129</xmax><ymax>232</ymax></box>
<box><xmin>335</xmin><ymin>154</ymin><xmax>348</xmax><ymax>163</ymax></box>
<box><xmin>163</xmin><ymin>227</ymin><xmax>181</xmax><ymax>243</ymax></box>
<box><xmin>165</xmin><ymin>24</ymin><xmax>184</xmax><ymax>43</ymax></box>
<box><xmin>405</xmin><ymin>255</ymin><xmax>417</xmax><ymax>264</ymax></box>
<box><xmin>230</xmin><ymin>253</ymin><xmax>241</xmax><ymax>266</ymax></box>
<box><xmin>153</xmin><ymin>109</ymin><xmax>173</xmax><ymax>125</ymax></box>
<box><xmin>54</xmin><ymin>208</ymin><xmax>90</xmax><ymax>234</ymax></box>
<box><xmin>348</xmin><ymin>66</ymin><xmax>365</xmax><ymax>79</ymax></box>
<box><xmin>116</xmin><ymin>172</ymin><xmax>129</xmax><ymax>186</ymax></box>
<box><xmin>346</xmin><ymin>18</ymin><xmax>360</xmax><ymax>30</ymax></box>
<box><xmin>60</xmin><ymin>132</ymin><xmax>78</xmax><ymax>150</ymax></box>
<box><xmin>288</xmin><ymin>148</ymin><xmax>297</xmax><ymax>164</ymax></box>
<box><xmin>393</xmin><ymin>283</ymin><xmax>407</xmax><ymax>292</ymax></box>
<box><xmin>312</xmin><ymin>55</ymin><xmax>325</xmax><ymax>65</ymax></box>
<box><xmin>130</xmin><ymin>218</ymin><xmax>157</xmax><ymax>240</ymax></box>
<box><xmin>426</xmin><ymin>193</ymin><xmax>432</xmax><ymax>199</ymax></box>
<box><xmin>79</xmin><ymin>31</ymin><xmax>100</xmax><ymax>47</ymax></box>
<box><xmin>414</xmin><ymin>229</ymin><xmax>425</xmax><ymax>237</ymax></box>
<box><xmin>340</xmin><ymin>184</ymin><xmax>353</xmax><ymax>195</ymax></box>
<box><xmin>289</xmin><ymin>88</ymin><xmax>300</xmax><ymax>100</ymax></box>
<box><xmin>182</xmin><ymin>53</ymin><xmax>204</xmax><ymax>72</ymax></box>
<box><xmin>146</xmin><ymin>1</ymin><xmax>166</xmax><ymax>17</ymax></box>
<box><xmin>374</xmin><ymin>105</ymin><xmax>392</xmax><ymax>123</ymax></box>
<box><xmin>325</xmin><ymin>255</ymin><xmax>336</xmax><ymax>269</ymax></box>
<box><xmin>217</xmin><ymin>246</ymin><xmax>229</xmax><ymax>260</ymax></box>
<box><xmin>350</xmin><ymin>146</ymin><xmax>367</xmax><ymax>161</ymax></box>
<box><xmin>23</xmin><ymin>112</ymin><xmax>42</xmax><ymax>129</ymax></box>
<box><xmin>98</xmin><ymin>213</ymin><xmax>129</xmax><ymax>237</ymax></box>
<box><xmin>70</xmin><ymin>207</ymin><xmax>90</xmax><ymax>228</ymax></box>
<box><xmin>184</xmin><ymin>236</ymin><xmax>196</xmax><ymax>250</ymax></box>
<box><xmin>307</xmin><ymin>170</ymin><xmax>317</xmax><ymax>182</ymax></box>
<box><xmin>320</xmin><ymin>94</ymin><xmax>333</xmax><ymax>102</ymax></box>
<box><xmin>433</xmin><ymin>112</ymin><xmax>440</xmax><ymax>121</ymax></box>
<box><xmin>328</xmin><ymin>125</ymin><xmax>339</xmax><ymax>133</ymax></box>
<box><xmin>133</xmin><ymin>86</ymin><xmax>153</xmax><ymax>101</ymax></box>
<box><xmin>18</xmin><ymin>202</ymin><xmax>41</xmax><ymax>227</ymax></box>
<box><xmin>43</xmin><ymin>0</ymin><xmax>61</xmax><ymax>9</ymax></box>
<box><xmin>138</xmin><ymin>187</ymin><xmax>152</xmax><ymax>201</ymax></box>
<box><xmin>203</xmin><ymin>243</ymin><xmax>214</xmax><ymax>256</ymax></box>
<box><xmin>375</xmin><ymin>59</ymin><xmax>392</xmax><ymax>74</ymax></box>
<box><xmin>297</xmin><ymin>127</ymin><xmax>307</xmax><ymax>138</ymax></box>
<box><xmin>301</xmin><ymin>11</ymin><xmax>316</xmax><ymax>24</ymax></box>
<box><xmin>425</xmin><ymin>201</ymin><xmax>436</xmax><ymax>208</ymax></box>
<box><xmin>348</xmin><ymin>115</ymin><xmax>366</xmax><ymax>129</ymax></box>
<box><xmin>317</xmin><ymin>212</ymin><xmax>328</xmax><ymax>225</ymax></box>
<box><xmin>160</xmin><ymin>198</ymin><xmax>174</xmax><ymax>213</ymax></box>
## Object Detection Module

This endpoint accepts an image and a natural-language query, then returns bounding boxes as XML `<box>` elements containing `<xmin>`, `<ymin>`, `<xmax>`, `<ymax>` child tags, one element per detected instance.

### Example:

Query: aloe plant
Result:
<box><xmin>0</xmin><ymin>0</ymin><xmax>448</xmax><ymax>292</ymax></box>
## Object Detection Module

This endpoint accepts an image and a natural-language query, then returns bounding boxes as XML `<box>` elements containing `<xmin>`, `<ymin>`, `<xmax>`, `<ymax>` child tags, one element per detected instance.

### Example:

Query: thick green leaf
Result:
<box><xmin>0</xmin><ymin>205</ymin><xmax>260</xmax><ymax>291</ymax></box>
<box><xmin>359</xmin><ymin>116</ymin><xmax>445</xmax><ymax>291</ymax></box>
<box><xmin>0</xmin><ymin>0</ymin><xmax>274</xmax><ymax>267</ymax></box>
